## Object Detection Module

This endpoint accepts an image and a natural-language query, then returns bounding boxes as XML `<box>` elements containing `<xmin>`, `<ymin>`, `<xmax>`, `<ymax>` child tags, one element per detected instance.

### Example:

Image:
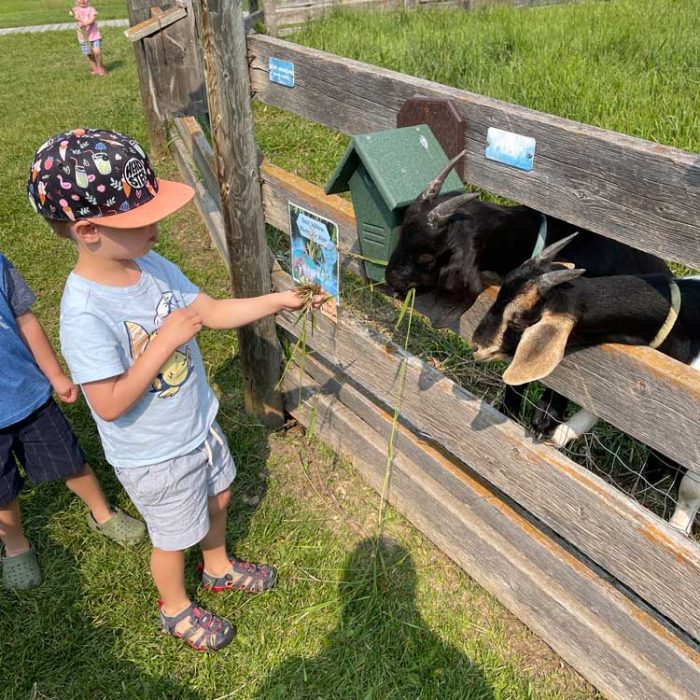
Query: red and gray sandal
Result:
<box><xmin>198</xmin><ymin>557</ymin><xmax>277</xmax><ymax>594</ymax></box>
<box><xmin>158</xmin><ymin>601</ymin><xmax>235</xmax><ymax>652</ymax></box>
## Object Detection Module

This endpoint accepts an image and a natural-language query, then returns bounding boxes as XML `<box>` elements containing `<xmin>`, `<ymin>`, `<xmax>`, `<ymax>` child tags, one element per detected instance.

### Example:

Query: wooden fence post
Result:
<box><xmin>197</xmin><ymin>0</ymin><xmax>285</xmax><ymax>427</ymax></box>
<box><xmin>125</xmin><ymin>0</ymin><xmax>169</xmax><ymax>157</ymax></box>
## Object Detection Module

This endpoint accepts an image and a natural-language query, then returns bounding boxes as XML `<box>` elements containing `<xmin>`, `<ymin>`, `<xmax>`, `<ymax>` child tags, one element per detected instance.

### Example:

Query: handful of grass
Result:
<box><xmin>295</xmin><ymin>282</ymin><xmax>324</xmax><ymax>310</ymax></box>
<box><xmin>276</xmin><ymin>282</ymin><xmax>324</xmax><ymax>393</ymax></box>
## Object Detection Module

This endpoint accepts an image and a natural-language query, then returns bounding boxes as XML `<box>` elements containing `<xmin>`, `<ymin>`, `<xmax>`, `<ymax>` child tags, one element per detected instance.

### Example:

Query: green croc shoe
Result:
<box><xmin>2</xmin><ymin>546</ymin><xmax>42</xmax><ymax>590</ymax></box>
<box><xmin>88</xmin><ymin>507</ymin><xmax>146</xmax><ymax>546</ymax></box>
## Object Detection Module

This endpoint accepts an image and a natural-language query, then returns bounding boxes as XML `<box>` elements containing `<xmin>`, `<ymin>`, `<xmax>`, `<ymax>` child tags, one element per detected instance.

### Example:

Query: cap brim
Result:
<box><xmin>85</xmin><ymin>179</ymin><xmax>194</xmax><ymax>229</ymax></box>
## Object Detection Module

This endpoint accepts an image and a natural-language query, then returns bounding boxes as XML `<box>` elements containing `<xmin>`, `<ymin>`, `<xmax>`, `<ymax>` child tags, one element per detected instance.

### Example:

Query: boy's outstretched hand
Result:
<box><xmin>52</xmin><ymin>374</ymin><xmax>80</xmax><ymax>403</ymax></box>
<box><xmin>277</xmin><ymin>289</ymin><xmax>328</xmax><ymax>312</ymax></box>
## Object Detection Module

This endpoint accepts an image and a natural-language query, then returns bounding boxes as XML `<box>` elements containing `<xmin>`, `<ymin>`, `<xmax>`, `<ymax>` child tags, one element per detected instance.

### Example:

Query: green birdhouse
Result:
<box><xmin>325</xmin><ymin>125</ymin><xmax>464</xmax><ymax>282</ymax></box>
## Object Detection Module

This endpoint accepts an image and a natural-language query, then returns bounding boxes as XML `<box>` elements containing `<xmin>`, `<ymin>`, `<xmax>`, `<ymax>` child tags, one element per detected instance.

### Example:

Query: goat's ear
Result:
<box><xmin>502</xmin><ymin>312</ymin><xmax>576</xmax><ymax>385</ymax></box>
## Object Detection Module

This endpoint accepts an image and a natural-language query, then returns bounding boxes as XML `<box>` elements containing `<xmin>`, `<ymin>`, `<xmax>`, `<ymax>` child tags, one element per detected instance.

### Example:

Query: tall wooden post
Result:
<box><xmin>197</xmin><ymin>0</ymin><xmax>285</xmax><ymax>427</ymax></box>
<box><xmin>125</xmin><ymin>0</ymin><xmax>169</xmax><ymax>157</ymax></box>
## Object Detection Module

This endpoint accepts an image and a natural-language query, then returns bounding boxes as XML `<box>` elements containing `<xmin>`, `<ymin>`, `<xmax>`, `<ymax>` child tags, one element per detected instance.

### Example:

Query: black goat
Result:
<box><xmin>471</xmin><ymin>235</ymin><xmax>700</xmax><ymax>533</ymax></box>
<box><xmin>385</xmin><ymin>152</ymin><xmax>670</xmax><ymax>433</ymax></box>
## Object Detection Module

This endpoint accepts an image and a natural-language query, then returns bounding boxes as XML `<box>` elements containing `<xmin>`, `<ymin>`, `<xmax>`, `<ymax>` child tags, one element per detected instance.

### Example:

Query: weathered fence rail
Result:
<box><xmin>130</xmin><ymin>1</ymin><xmax>700</xmax><ymax>695</ymax></box>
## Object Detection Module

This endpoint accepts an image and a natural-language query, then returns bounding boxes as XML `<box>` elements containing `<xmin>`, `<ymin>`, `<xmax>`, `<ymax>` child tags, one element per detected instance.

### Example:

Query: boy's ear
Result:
<box><xmin>502</xmin><ymin>312</ymin><xmax>576</xmax><ymax>385</ymax></box>
<box><xmin>72</xmin><ymin>219</ymin><xmax>100</xmax><ymax>243</ymax></box>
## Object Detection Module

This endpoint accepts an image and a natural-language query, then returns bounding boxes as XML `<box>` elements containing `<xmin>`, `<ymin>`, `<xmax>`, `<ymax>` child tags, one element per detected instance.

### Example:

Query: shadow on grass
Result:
<box><xmin>256</xmin><ymin>537</ymin><xmax>495</xmax><ymax>700</ymax></box>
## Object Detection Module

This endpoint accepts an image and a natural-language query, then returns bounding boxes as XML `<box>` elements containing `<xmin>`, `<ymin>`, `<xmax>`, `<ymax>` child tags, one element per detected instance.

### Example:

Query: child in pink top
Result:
<box><xmin>69</xmin><ymin>0</ymin><xmax>106</xmax><ymax>76</ymax></box>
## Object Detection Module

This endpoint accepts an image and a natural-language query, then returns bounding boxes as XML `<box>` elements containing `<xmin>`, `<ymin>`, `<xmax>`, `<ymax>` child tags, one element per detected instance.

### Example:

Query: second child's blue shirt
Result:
<box><xmin>0</xmin><ymin>254</ymin><xmax>52</xmax><ymax>428</ymax></box>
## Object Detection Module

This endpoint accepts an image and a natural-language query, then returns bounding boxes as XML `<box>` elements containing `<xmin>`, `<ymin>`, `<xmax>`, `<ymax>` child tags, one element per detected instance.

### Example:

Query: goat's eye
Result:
<box><xmin>416</xmin><ymin>253</ymin><xmax>436</xmax><ymax>268</ymax></box>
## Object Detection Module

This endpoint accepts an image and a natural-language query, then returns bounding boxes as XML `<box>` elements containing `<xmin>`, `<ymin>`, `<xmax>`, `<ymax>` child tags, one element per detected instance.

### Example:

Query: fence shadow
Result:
<box><xmin>255</xmin><ymin>536</ymin><xmax>495</xmax><ymax>699</ymax></box>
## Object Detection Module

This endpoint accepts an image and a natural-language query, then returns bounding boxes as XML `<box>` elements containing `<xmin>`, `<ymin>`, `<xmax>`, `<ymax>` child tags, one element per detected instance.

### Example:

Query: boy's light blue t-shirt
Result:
<box><xmin>60</xmin><ymin>251</ymin><xmax>218</xmax><ymax>469</ymax></box>
<box><xmin>0</xmin><ymin>254</ymin><xmax>52</xmax><ymax>428</ymax></box>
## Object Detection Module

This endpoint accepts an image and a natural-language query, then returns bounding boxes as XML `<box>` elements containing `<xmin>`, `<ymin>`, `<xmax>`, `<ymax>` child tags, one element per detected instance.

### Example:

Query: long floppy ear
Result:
<box><xmin>502</xmin><ymin>312</ymin><xmax>576</xmax><ymax>385</ymax></box>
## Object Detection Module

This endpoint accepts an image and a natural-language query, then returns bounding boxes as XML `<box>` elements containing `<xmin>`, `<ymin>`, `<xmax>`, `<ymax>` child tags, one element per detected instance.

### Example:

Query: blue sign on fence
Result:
<box><xmin>485</xmin><ymin>127</ymin><xmax>536</xmax><ymax>172</ymax></box>
<box><xmin>269</xmin><ymin>57</ymin><xmax>295</xmax><ymax>88</ymax></box>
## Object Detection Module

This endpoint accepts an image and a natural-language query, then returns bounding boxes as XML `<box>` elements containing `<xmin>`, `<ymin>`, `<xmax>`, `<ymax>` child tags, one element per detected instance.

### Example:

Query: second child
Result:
<box><xmin>28</xmin><ymin>128</ymin><xmax>325</xmax><ymax>651</ymax></box>
<box><xmin>69</xmin><ymin>0</ymin><xmax>105</xmax><ymax>76</ymax></box>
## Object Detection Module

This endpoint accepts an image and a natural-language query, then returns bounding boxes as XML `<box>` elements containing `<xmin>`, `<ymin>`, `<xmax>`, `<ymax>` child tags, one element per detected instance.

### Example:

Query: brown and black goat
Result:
<box><xmin>385</xmin><ymin>152</ymin><xmax>670</xmax><ymax>434</ymax></box>
<box><xmin>471</xmin><ymin>234</ymin><xmax>700</xmax><ymax>533</ymax></box>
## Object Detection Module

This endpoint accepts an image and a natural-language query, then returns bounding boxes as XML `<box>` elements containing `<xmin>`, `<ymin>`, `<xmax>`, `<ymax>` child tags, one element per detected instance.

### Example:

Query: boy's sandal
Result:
<box><xmin>2</xmin><ymin>546</ymin><xmax>42</xmax><ymax>590</ymax></box>
<box><xmin>159</xmin><ymin>601</ymin><xmax>235</xmax><ymax>652</ymax></box>
<box><xmin>87</xmin><ymin>507</ymin><xmax>146</xmax><ymax>546</ymax></box>
<box><xmin>198</xmin><ymin>557</ymin><xmax>277</xmax><ymax>594</ymax></box>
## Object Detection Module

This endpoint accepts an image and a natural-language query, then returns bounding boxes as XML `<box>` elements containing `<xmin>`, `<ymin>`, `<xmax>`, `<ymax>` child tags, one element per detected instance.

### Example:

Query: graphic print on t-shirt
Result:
<box><xmin>125</xmin><ymin>292</ymin><xmax>194</xmax><ymax>398</ymax></box>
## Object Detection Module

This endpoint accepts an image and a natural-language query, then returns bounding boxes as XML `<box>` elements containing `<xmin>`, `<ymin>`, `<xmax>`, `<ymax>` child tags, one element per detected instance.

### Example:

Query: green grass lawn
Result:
<box><xmin>0</xmin><ymin>0</ymin><xmax>127</xmax><ymax>29</ymax></box>
<box><xmin>0</xmin><ymin>21</ymin><xmax>599</xmax><ymax>700</ymax></box>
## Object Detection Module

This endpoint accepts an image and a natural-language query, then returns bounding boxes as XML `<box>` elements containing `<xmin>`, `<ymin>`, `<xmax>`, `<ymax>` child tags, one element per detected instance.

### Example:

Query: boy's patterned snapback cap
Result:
<box><xmin>27</xmin><ymin>128</ymin><xmax>193</xmax><ymax>229</ymax></box>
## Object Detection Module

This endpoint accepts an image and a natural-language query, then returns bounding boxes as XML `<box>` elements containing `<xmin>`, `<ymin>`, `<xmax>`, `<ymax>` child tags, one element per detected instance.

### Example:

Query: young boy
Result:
<box><xmin>27</xmin><ymin>128</ymin><xmax>324</xmax><ymax>651</ymax></box>
<box><xmin>0</xmin><ymin>253</ymin><xmax>145</xmax><ymax>591</ymax></box>
<box><xmin>69</xmin><ymin>0</ymin><xmax>105</xmax><ymax>76</ymax></box>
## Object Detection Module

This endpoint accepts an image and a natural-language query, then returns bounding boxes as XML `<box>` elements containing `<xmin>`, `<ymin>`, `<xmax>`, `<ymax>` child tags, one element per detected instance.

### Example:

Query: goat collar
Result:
<box><xmin>530</xmin><ymin>215</ymin><xmax>548</xmax><ymax>258</ymax></box>
<box><xmin>649</xmin><ymin>280</ymin><xmax>681</xmax><ymax>350</ymax></box>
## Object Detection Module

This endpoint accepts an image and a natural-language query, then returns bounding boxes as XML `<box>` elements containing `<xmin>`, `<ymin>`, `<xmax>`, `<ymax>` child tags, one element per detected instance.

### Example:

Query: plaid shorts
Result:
<box><xmin>80</xmin><ymin>38</ymin><xmax>102</xmax><ymax>55</ymax></box>
<box><xmin>0</xmin><ymin>398</ymin><xmax>86</xmax><ymax>506</ymax></box>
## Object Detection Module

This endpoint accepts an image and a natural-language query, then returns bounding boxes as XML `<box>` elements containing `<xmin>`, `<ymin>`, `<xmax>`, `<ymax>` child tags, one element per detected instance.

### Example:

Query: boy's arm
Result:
<box><xmin>189</xmin><ymin>290</ymin><xmax>325</xmax><ymax>330</ymax></box>
<box><xmin>15</xmin><ymin>311</ymin><xmax>79</xmax><ymax>403</ymax></box>
<box><xmin>81</xmin><ymin>306</ymin><xmax>202</xmax><ymax>422</ymax></box>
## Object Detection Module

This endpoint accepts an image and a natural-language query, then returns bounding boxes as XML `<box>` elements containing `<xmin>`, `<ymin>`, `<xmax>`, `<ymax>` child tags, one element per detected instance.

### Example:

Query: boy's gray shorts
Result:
<box><xmin>113</xmin><ymin>421</ymin><xmax>236</xmax><ymax>551</ymax></box>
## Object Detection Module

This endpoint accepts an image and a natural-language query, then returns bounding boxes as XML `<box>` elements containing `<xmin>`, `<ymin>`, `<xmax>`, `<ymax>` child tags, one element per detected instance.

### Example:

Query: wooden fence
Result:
<box><xmin>260</xmin><ymin>0</ymin><xmax>586</xmax><ymax>36</ymax></box>
<box><xmin>127</xmin><ymin>2</ymin><xmax>700</xmax><ymax>697</ymax></box>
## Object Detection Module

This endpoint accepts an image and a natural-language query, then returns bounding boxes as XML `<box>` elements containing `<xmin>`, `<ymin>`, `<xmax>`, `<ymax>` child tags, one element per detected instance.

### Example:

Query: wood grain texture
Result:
<box><xmin>248</xmin><ymin>34</ymin><xmax>700</xmax><ymax>268</ymax></box>
<box><xmin>126</xmin><ymin>0</ymin><xmax>168</xmax><ymax>156</ymax></box>
<box><xmin>124</xmin><ymin>5</ymin><xmax>187</xmax><ymax>41</ymax></box>
<box><xmin>272</xmin><ymin>265</ymin><xmax>700</xmax><ymax>640</ymax></box>
<box><xmin>197</xmin><ymin>0</ymin><xmax>284</xmax><ymax>426</ymax></box>
<box><xmin>142</xmin><ymin>1</ymin><xmax>208</xmax><ymax>117</ymax></box>
<box><xmin>284</xmin><ymin>360</ymin><xmax>700</xmax><ymax>699</ymax></box>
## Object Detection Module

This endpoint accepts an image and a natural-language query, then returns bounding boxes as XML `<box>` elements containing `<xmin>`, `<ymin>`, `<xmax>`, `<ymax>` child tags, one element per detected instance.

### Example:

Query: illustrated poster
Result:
<box><xmin>288</xmin><ymin>202</ymin><xmax>339</xmax><ymax>322</ymax></box>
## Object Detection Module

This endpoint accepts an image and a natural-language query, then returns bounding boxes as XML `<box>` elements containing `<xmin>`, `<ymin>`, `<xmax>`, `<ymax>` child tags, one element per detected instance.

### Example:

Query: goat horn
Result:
<box><xmin>536</xmin><ymin>268</ymin><xmax>586</xmax><ymax>295</ymax></box>
<box><xmin>534</xmin><ymin>231</ymin><xmax>579</xmax><ymax>263</ymax></box>
<box><xmin>427</xmin><ymin>192</ymin><xmax>480</xmax><ymax>229</ymax></box>
<box><xmin>419</xmin><ymin>150</ymin><xmax>467</xmax><ymax>201</ymax></box>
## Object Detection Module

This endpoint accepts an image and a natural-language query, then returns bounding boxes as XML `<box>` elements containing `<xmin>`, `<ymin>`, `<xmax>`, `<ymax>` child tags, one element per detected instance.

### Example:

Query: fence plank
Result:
<box><xmin>197</xmin><ymin>1</ymin><xmax>285</xmax><ymax>426</ymax></box>
<box><xmin>248</xmin><ymin>34</ymin><xmax>700</xmax><ymax>269</ymax></box>
<box><xmin>283</xmin><ymin>360</ymin><xmax>700</xmax><ymax>699</ymax></box>
<box><xmin>125</xmin><ymin>0</ymin><xmax>168</xmax><ymax>156</ymax></box>
<box><xmin>272</xmin><ymin>265</ymin><xmax>700</xmax><ymax>641</ymax></box>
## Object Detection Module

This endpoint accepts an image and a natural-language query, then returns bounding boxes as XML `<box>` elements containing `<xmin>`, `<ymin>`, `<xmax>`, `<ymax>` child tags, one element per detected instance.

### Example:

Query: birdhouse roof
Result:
<box><xmin>324</xmin><ymin>125</ymin><xmax>464</xmax><ymax>212</ymax></box>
